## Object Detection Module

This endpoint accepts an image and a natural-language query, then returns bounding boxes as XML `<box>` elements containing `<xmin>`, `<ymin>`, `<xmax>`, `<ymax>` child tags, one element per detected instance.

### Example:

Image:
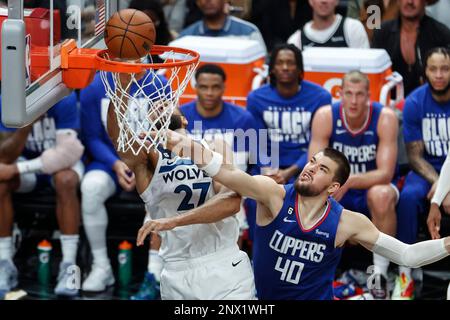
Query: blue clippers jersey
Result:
<box><xmin>330</xmin><ymin>102</ymin><xmax>382</xmax><ymax>174</ymax></box>
<box><xmin>247</xmin><ymin>82</ymin><xmax>331</xmax><ymax>168</ymax></box>
<box><xmin>0</xmin><ymin>92</ymin><xmax>79</xmax><ymax>159</ymax></box>
<box><xmin>403</xmin><ymin>83</ymin><xmax>450</xmax><ymax>171</ymax></box>
<box><xmin>253</xmin><ymin>184</ymin><xmax>343</xmax><ymax>300</ymax></box>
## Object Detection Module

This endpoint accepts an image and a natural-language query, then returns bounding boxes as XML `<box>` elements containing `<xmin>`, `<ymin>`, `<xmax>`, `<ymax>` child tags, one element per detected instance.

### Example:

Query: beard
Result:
<box><xmin>294</xmin><ymin>179</ymin><xmax>323</xmax><ymax>197</ymax></box>
<box><xmin>428</xmin><ymin>80</ymin><xmax>450</xmax><ymax>97</ymax></box>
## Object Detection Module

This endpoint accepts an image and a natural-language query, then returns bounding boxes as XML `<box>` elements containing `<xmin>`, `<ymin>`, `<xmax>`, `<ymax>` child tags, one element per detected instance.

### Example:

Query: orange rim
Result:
<box><xmin>95</xmin><ymin>45</ymin><xmax>200</xmax><ymax>73</ymax></box>
<box><xmin>61</xmin><ymin>40</ymin><xmax>200</xmax><ymax>89</ymax></box>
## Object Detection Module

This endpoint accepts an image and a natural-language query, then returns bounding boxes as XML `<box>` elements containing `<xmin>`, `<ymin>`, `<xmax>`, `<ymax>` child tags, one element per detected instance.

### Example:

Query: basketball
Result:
<box><xmin>104</xmin><ymin>9</ymin><xmax>156</xmax><ymax>60</ymax></box>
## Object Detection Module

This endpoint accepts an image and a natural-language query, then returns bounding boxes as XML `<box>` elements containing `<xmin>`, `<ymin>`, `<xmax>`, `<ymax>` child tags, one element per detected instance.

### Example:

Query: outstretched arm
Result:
<box><xmin>427</xmin><ymin>151</ymin><xmax>450</xmax><ymax>239</ymax></box>
<box><xmin>137</xmin><ymin>181</ymin><xmax>241</xmax><ymax>245</ymax></box>
<box><xmin>430</xmin><ymin>151</ymin><xmax>450</xmax><ymax>208</ymax></box>
<box><xmin>339</xmin><ymin>210</ymin><xmax>450</xmax><ymax>268</ymax></box>
<box><xmin>160</xmin><ymin>129</ymin><xmax>286</xmax><ymax>214</ymax></box>
<box><xmin>136</xmin><ymin>138</ymin><xmax>242</xmax><ymax>244</ymax></box>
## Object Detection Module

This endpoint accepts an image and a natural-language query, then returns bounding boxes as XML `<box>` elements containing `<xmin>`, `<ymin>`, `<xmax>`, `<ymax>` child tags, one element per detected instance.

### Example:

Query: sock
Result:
<box><xmin>399</xmin><ymin>266</ymin><xmax>412</xmax><ymax>279</ymax></box>
<box><xmin>373</xmin><ymin>253</ymin><xmax>389</xmax><ymax>278</ymax></box>
<box><xmin>92</xmin><ymin>248</ymin><xmax>110</xmax><ymax>269</ymax></box>
<box><xmin>0</xmin><ymin>237</ymin><xmax>13</xmax><ymax>261</ymax></box>
<box><xmin>148</xmin><ymin>249</ymin><xmax>163</xmax><ymax>282</ymax></box>
<box><xmin>60</xmin><ymin>234</ymin><xmax>79</xmax><ymax>264</ymax></box>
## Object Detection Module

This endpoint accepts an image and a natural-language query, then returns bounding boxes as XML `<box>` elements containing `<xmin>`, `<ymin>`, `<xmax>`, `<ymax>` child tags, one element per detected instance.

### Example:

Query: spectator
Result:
<box><xmin>308</xmin><ymin>70</ymin><xmax>399</xmax><ymax>299</ymax></box>
<box><xmin>251</xmin><ymin>0</ymin><xmax>313</xmax><ymax>52</ymax></box>
<box><xmin>178</xmin><ymin>0</ymin><xmax>267</xmax><ymax>53</ymax></box>
<box><xmin>245</xmin><ymin>44</ymin><xmax>331</xmax><ymax>241</ymax></box>
<box><xmin>129</xmin><ymin>0</ymin><xmax>173</xmax><ymax>46</ymax></box>
<box><xmin>0</xmin><ymin>93</ymin><xmax>84</xmax><ymax>297</ymax></box>
<box><xmin>348</xmin><ymin>0</ymin><xmax>398</xmax><ymax>21</ymax></box>
<box><xmin>397</xmin><ymin>47</ymin><xmax>450</xmax><ymax>300</ymax></box>
<box><xmin>357</xmin><ymin>0</ymin><xmax>399</xmax><ymax>42</ymax></box>
<box><xmin>184</xmin><ymin>0</ymin><xmax>203</xmax><ymax>27</ymax></box>
<box><xmin>372</xmin><ymin>0</ymin><xmax>450</xmax><ymax>96</ymax></box>
<box><xmin>287</xmin><ymin>0</ymin><xmax>370</xmax><ymax>49</ymax></box>
<box><xmin>161</xmin><ymin>0</ymin><xmax>187</xmax><ymax>36</ymax></box>
<box><xmin>180</xmin><ymin>64</ymin><xmax>256</xmax><ymax>243</ymax></box>
<box><xmin>79</xmin><ymin>70</ymin><xmax>168</xmax><ymax>297</ymax></box>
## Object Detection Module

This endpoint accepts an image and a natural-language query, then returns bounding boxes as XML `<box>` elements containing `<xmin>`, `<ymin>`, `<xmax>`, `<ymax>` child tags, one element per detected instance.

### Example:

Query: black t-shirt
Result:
<box><xmin>251</xmin><ymin>0</ymin><xmax>312</xmax><ymax>52</ymax></box>
<box><xmin>372</xmin><ymin>15</ymin><xmax>450</xmax><ymax>97</ymax></box>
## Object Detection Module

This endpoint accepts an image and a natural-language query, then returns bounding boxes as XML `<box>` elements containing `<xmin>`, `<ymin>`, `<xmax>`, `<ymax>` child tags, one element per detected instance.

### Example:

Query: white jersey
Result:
<box><xmin>140</xmin><ymin>145</ymin><xmax>239</xmax><ymax>262</ymax></box>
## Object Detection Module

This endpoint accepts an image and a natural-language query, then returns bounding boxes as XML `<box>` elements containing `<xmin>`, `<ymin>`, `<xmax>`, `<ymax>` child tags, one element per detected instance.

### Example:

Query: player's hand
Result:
<box><xmin>141</xmin><ymin>129</ymin><xmax>186</xmax><ymax>152</ymax></box>
<box><xmin>113</xmin><ymin>160</ymin><xmax>136</xmax><ymax>192</ymax></box>
<box><xmin>136</xmin><ymin>218</ymin><xmax>177</xmax><ymax>246</ymax></box>
<box><xmin>427</xmin><ymin>181</ymin><xmax>438</xmax><ymax>200</ymax></box>
<box><xmin>0</xmin><ymin>163</ymin><xmax>19</xmax><ymax>181</ymax></box>
<box><xmin>267</xmin><ymin>173</ymin><xmax>286</xmax><ymax>184</ymax></box>
<box><xmin>261</xmin><ymin>167</ymin><xmax>285</xmax><ymax>184</ymax></box>
<box><xmin>266</xmin><ymin>170</ymin><xmax>287</xmax><ymax>184</ymax></box>
<box><xmin>427</xmin><ymin>203</ymin><xmax>442</xmax><ymax>239</ymax></box>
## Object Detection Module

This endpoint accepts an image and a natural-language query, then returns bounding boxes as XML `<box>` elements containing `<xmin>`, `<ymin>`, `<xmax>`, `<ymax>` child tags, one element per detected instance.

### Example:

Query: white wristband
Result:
<box><xmin>202</xmin><ymin>151</ymin><xmax>223</xmax><ymax>177</ymax></box>
<box><xmin>16</xmin><ymin>158</ymin><xmax>44</xmax><ymax>174</ymax></box>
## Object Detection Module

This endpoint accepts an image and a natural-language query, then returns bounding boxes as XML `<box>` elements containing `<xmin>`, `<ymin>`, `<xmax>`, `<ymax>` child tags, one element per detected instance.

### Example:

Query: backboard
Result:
<box><xmin>1</xmin><ymin>0</ymin><xmax>122</xmax><ymax>127</ymax></box>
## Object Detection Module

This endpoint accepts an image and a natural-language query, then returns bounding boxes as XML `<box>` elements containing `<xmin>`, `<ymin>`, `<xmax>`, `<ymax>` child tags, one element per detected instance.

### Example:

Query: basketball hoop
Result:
<box><xmin>61</xmin><ymin>39</ymin><xmax>200</xmax><ymax>155</ymax></box>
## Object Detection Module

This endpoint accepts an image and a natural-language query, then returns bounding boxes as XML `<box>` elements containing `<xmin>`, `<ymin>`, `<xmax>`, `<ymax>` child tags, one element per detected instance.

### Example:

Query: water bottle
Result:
<box><xmin>37</xmin><ymin>240</ymin><xmax>52</xmax><ymax>286</ymax></box>
<box><xmin>118</xmin><ymin>241</ymin><xmax>132</xmax><ymax>287</ymax></box>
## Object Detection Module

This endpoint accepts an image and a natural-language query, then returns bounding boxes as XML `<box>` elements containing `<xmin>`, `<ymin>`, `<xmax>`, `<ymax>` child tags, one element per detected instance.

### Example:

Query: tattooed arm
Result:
<box><xmin>0</xmin><ymin>127</ymin><xmax>32</xmax><ymax>163</ymax></box>
<box><xmin>405</xmin><ymin>140</ymin><xmax>439</xmax><ymax>184</ymax></box>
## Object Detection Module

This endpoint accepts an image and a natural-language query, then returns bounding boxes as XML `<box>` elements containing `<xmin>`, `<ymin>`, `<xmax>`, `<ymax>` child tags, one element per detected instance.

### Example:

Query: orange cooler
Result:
<box><xmin>302</xmin><ymin>47</ymin><xmax>404</xmax><ymax>107</ymax></box>
<box><xmin>168</xmin><ymin>36</ymin><xmax>266</xmax><ymax>107</ymax></box>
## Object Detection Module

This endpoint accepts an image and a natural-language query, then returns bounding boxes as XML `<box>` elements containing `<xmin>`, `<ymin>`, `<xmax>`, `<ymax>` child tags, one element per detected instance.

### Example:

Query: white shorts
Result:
<box><xmin>160</xmin><ymin>245</ymin><xmax>256</xmax><ymax>300</ymax></box>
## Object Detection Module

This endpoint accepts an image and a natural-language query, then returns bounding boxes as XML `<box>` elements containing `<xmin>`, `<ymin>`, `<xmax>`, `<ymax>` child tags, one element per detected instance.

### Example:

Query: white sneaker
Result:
<box><xmin>54</xmin><ymin>262</ymin><xmax>79</xmax><ymax>297</ymax></box>
<box><xmin>82</xmin><ymin>264</ymin><xmax>115</xmax><ymax>292</ymax></box>
<box><xmin>0</xmin><ymin>260</ymin><xmax>18</xmax><ymax>298</ymax></box>
<box><xmin>447</xmin><ymin>281</ymin><xmax>450</xmax><ymax>300</ymax></box>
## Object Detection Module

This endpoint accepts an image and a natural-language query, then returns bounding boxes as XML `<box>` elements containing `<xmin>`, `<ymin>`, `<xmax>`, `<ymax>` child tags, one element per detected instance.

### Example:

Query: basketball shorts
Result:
<box><xmin>160</xmin><ymin>245</ymin><xmax>257</xmax><ymax>300</ymax></box>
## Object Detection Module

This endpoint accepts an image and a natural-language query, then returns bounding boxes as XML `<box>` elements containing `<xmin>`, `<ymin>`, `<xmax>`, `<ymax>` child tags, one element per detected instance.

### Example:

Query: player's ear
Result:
<box><xmin>328</xmin><ymin>182</ymin><xmax>340</xmax><ymax>194</ymax></box>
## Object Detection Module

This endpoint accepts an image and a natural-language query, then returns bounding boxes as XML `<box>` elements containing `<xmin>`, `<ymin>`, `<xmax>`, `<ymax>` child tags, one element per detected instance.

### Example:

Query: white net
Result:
<box><xmin>99</xmin><ymin>51</ymin><xmax>198</xmax><ymax>155</ymax></box>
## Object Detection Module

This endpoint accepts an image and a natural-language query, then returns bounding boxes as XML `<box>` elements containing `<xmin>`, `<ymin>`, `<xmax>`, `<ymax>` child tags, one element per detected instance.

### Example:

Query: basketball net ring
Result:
<box><xmin>61</xmin><ymin>41</ymin><xmax>200</xmax><ymax>155</ymax></box>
